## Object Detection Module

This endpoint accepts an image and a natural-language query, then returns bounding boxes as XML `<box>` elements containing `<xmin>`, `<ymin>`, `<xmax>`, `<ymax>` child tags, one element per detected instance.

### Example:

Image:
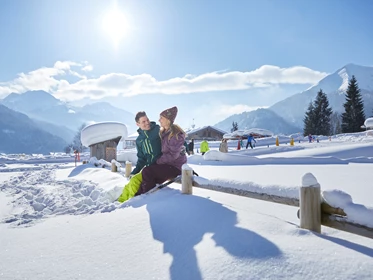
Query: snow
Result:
<box><xmin>364</xmin><ymin>117</ymin><xmax>373</xmax><ymax>129</ymax></box>
<box><xmin>1</xmin><ymin>132</ymin><xmax>373</xmax><ymax>280</ymax></box>
<box><xmin>80</xmin><ymin>121</ymin><xmax>128</xmax><ymax>147</ymax></box>
<box><xmin>301</xmin><ymin>173</ymin><xmax>319</xmax><ymax>187</ymax></box>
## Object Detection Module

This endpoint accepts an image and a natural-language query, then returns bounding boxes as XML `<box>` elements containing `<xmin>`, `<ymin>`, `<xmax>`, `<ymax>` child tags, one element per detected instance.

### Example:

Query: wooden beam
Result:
<box><xmin>321</xmin><ymin>202</ymin><xmax>347</xmax><ymax>216</ymax></box>
<box><xmin>192</xmin><ymin>180</ymin><xmax>299</xmax><ymax>207</ymax></box>
<box><xmin>321</xmin><ymin>214</ymin><xmax>373</xmax><ymax>239</ymax></box>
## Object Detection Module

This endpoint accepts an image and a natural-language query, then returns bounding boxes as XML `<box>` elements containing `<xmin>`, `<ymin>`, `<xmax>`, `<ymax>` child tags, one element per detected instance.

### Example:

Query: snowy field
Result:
<box><xmin>1</xmin><ymin>132</ymin><xmax>373</xmax><ymax>280</ymax></box>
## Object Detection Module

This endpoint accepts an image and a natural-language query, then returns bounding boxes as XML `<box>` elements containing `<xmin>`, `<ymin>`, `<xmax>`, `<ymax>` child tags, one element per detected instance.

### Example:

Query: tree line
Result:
<box><xmin>303</xmin><ymin>75</ymin><xmax>368</xmax><ymax>136</ymax></box>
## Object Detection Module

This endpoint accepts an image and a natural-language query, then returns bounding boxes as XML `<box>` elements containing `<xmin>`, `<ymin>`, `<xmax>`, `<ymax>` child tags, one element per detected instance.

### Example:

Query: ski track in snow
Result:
<box><xmin>0</xmin><ymin>166</ymin><xmax>126</xmax><ymax>227</ymax></box>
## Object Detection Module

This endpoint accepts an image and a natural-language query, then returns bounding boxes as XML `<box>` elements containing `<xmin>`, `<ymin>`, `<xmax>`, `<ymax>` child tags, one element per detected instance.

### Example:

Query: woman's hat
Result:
<box><xmin>160</xmin><ymin>106</ymin><xmax>178</xmax><ymax>123</ymax></box>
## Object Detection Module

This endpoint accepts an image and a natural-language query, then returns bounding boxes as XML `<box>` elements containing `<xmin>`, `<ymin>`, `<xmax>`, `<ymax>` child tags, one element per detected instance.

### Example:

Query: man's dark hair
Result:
<box><xmin>135</xmin><ymin>111</ymin><xmax>147</xmax><ymax>123</ymax></box>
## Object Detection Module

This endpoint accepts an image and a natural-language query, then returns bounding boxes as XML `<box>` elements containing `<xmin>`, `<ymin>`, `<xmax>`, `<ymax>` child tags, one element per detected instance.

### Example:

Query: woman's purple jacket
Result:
<box><xmin>156</xmin><ymin>129</ymin><xmax>187</xmax><ymax>170</ymax></box>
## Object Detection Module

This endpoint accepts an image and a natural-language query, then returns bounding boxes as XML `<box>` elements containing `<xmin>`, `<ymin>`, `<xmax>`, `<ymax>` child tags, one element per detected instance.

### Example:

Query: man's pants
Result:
<box><xmin>246</xmin><ymin>141</ymin><xmax>253</xmax><ymax>149</ymax></box>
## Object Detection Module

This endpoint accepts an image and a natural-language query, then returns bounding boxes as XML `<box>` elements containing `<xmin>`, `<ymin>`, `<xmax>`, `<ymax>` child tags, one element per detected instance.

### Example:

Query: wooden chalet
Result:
<box><xmin>186</xmin><ymin>126</ymin><xmax>227</xmax><ymax>141</ymax></box>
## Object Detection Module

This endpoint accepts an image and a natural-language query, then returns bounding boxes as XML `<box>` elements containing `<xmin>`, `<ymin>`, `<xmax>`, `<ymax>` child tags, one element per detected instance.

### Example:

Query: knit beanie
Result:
<box><xmin>160</xmin><ymin>106</ymin><xmax>178</xmax><ymax>123</ymax></box>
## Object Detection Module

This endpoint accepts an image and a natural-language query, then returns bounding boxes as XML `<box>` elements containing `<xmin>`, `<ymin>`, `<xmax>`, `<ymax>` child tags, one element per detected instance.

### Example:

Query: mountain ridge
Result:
<box><xmin>215</xmin><ymin>63</ymin><xmax>373</xmax><ymax>132</ymax></box>
<box><xmin>0</xmin><ymin>104</ymin><xmax>67</xmax><ymax>154</ymax></box>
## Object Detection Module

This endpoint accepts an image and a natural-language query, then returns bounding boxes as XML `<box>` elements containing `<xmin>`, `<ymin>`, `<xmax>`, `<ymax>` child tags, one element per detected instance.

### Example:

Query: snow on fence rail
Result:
<box><xmin>178</xmin><ymin>165</ymin><xmax>373</xmax><ymax>240</ymax></box>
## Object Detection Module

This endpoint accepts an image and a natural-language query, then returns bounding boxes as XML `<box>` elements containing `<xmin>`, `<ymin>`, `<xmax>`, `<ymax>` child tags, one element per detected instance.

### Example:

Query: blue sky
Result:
<box><xmin>0</xmin><ymin>0</ymin><xmax>372</xmax><ymax>128</ymax></box>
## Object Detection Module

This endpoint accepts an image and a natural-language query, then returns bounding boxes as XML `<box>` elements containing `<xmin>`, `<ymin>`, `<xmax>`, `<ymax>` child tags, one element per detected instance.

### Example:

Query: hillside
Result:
<box><xmin>0</xmin><ymin>104</ymin><xmax>67</xmax><ymax>154</ymax></box>
<box><xmin>270</xmin><ymin>64</ymin><xmax>373</xmax><ymax>127</ymax></box>
<box><xmin>1</xmin><ymin>91</ymin><xmax>135</xmax><ymax>132</ymax></box>
<box><xmin>214</xmin><ymin>108</ymin><xmax>301</xmax><ymax>134</ymax></box>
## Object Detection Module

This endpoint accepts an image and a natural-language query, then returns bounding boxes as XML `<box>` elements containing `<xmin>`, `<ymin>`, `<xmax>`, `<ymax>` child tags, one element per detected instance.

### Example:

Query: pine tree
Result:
<box><xmin>312</xmin><ymin>89</ymin><xmax>333</xmax><ymax>135</ymax></box>
<box><xmin>231</xmin><ymin>121</ymin><xmax>238</xmax><ymax>132</ymax></box>
<box><xmin>303</xmin><ymin>102</ymin><xmax>315</xmax><ymax>136</ymax></box>
<box><xmin>303</xmin><ymin>89</ymin><xmax>333</xmax><ymax>136</ymax></box>
<box><xmin>341</xmin><ymin>76</ymin><xmax>366</xmax><ymax>133</ymax></box>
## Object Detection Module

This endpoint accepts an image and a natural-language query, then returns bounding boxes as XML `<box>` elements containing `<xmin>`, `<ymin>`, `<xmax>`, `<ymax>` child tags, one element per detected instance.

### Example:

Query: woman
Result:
<box><xmin>219</xmin><ymin>138</ymin><xmax>228</xmax><ymax>153</ymax></box>
<box><xmin>135</xmin><ymin>106</ymin><xmax>187</xmax><ymax>195</ymax></box>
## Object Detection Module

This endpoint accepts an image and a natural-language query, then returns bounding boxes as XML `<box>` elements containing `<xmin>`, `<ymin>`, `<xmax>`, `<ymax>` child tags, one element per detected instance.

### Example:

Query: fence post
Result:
<box><xmin>111</xmin><ymin>161</ymin><xmax>117</xmax><ymax>172</ymax></box>
<box><xmin>181</xmin><ymin>164</ymin><xmax>193</xmax><ymax>194</ymax></box>
<box><xmin>125</xmin><ymin>161</ymin><xmax>132</xmax><ymax>177</ymax></box>
<box><xmin>300</xmin><ymin>173</ymin><xmax>321</xmax><ymax>233</ymax></box>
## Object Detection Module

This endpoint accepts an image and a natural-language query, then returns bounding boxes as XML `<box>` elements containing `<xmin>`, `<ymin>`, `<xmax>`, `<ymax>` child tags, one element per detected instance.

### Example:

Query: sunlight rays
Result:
<box><xmin>102</xmin><ymin>3</ymin><xmax>129</xmax><ymax>49</ymax></box>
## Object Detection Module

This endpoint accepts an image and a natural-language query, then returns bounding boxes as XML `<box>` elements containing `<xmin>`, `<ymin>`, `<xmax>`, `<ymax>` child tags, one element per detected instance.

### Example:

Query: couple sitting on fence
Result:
<box><xmin>117</xmin><ymin>106</ymin><xmax>187</xmax><ymax>202</ymax></box>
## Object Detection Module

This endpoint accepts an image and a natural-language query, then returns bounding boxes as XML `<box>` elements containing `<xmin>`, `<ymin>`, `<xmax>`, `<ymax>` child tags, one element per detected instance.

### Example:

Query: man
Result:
<box><xmin>188</xmin><ymin>139</ymin><xmax>194</xmax><ymax>155</ymax></box>
<box><xmin>118</xmin><ymin>111</ymin><xmax>162</xmax><ymax>202</ymax></box>
<box><xmin>131</xmin><ymin>111</ymin><xmax>162</xmax><ymax>176</ymax></box>
<box><xmin>200</xmin><ymin>139</ymin><xmax>209</xmax><ymax>155</ymax></box>
<box><xmin>245</xmin><ymin>134</ymin><xmax>256</xmax><ymax>149</ymax></box>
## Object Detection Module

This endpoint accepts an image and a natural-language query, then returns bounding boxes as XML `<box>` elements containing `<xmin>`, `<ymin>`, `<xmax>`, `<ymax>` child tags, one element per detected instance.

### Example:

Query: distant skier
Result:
<box><xmin>246</xmin><ymin>134</ymin><xmax>256</xmax><ymax>149</ymax></box>
<box><xmin>188</xmin><ymin>139</ymin><xmax>195</xmax><ymax>155</ymax></box>
<box><xmin>200</xmin><ymin>140</ymin><xmax>210</xmax><ymax>155</ymax></box>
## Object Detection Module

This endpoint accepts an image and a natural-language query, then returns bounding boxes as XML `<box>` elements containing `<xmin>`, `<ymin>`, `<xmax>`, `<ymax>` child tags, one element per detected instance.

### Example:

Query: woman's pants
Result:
<box><xmin>135</xmin><ymin>164</ymin><xmax>181</xmax><ymax>195</ymax></box>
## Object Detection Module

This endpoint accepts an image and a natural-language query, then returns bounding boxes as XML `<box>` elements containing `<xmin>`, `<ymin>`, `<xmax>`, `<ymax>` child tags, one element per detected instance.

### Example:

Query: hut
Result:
<box><xmin>90</xmin><ymin>136</ymin><xmax>122</xmax><ymax>162</ymax></box>
<box><xmin>186</xmin><ymin>126</ymin><xmax>227</xmax><ymax>141</ymax></box>
<box><xmin>81</xmin><ymin>122</ymin><xmax>128</xmax><ymax>162</ymax></box>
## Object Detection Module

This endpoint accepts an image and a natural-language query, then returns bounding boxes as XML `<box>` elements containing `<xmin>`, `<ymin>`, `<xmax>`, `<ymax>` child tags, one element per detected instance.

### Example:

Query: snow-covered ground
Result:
<box><xmin>1</xmin><ymin>132</ymin><xmax>373</xmax><ymax>280</ymax></box>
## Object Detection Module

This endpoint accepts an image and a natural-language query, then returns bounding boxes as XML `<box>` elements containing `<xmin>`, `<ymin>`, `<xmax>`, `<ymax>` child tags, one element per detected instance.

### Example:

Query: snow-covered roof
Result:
<box><xmin>223</xmin><ymin>128</ymin><xmax>274</xmax><ymax>139</ymax></box>
<box><xmin>81</xmin><ymin>122</ymin><xmax>128</xmax><ymax>147</ymax></box>
<box><xmin>364</xmin><ymin>117</ymin><xmax>373</xmax><ymax>129</ymax></box>
<box><xmin>186</xmin><ymin>125</ymin><xmax>227</xmax><ymax>135</ymax></box>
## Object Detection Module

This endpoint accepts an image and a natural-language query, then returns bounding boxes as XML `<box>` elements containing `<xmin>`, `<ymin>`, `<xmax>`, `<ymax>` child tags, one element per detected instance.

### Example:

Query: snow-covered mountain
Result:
<box><xmin>269</xmin><ymin>64</ymin><xmax>373</xmax><ymax>128</ymax></box>
<box><xmin>0</xmin><ymin>104</ymin><xmax>67</xmax><ymax>154</ymax></box>
<box><xmin>0</xmin><ymin>90</ymin><xmax>135</xmax><ymax>134</ymax></box>
<box><xmin>215</xmin><ymin>64</ymin><xmax>373</xmax><ymax>133</ymax></box>
<box><xmin>214</xmin><ymin>108</ymin><xmax>301</xmax><ymax>135</ymax></box>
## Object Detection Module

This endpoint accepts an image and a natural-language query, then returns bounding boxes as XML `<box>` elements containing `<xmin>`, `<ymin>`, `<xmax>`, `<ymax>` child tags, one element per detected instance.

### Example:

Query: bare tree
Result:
<box><xmin>72</xmin><ymin>123</ymin><xmax>87</xmax><ymax>152</ymax></box>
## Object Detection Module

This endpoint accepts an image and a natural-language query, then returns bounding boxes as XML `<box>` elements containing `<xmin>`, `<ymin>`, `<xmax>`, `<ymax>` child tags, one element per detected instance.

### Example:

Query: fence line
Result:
<box><xmin>176</xmin><ymin>169</ymin><xmax>373</xmax><ymax>239</ymax></box>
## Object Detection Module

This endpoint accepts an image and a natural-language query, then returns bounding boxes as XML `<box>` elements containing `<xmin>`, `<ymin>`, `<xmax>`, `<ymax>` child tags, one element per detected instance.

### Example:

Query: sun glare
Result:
<box><xmin>102</xmin><ymin>7</ymin><xmax>128</xmax><ymax>49</ymax></box>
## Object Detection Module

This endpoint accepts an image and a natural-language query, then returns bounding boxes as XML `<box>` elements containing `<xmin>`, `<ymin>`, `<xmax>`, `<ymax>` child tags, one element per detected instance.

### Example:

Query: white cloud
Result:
<box><xmin>82</xmin><ymin>65</ymin><xmax>93</xmax><ymax>72</ymax></box>
<box><xmin>0</xmin><ymin>61</ymin><xmax>328</xmax><ymax>101</ymax></box>
<box><xmin>54</xmin><ymin>61</ymin><xmax>80</xmax><ymax>70</ymax></box>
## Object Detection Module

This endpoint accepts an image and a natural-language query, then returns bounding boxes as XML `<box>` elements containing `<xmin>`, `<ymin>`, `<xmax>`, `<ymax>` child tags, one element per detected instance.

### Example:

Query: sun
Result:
<box><xmin>102</xmin><ymin>6</ymin><xmax>128</xmax><ymax>49</ymax></box>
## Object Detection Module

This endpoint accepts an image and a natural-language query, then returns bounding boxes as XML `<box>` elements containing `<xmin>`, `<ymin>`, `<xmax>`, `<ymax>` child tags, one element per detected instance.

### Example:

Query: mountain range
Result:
<box><xmin>214</xmin><ymin>63</ymin><xmax>373</xmax><ymax>134</ymax></box>
<box><xmin>1</xmin><ymin>63</ymin><xmax>373</xmax><ymax>153</ymax></box>
<box><xmin>0</xmin><ymin>91</ymin><xmax>135</xmax><ymax>154</ymax></box>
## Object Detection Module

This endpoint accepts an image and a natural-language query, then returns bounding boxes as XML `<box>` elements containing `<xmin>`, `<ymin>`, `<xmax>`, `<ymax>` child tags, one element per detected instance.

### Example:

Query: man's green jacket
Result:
<box><xmin>132</xmin><ymin>121</ymin><xmax>162</xmax><ymax>175</ymax></box>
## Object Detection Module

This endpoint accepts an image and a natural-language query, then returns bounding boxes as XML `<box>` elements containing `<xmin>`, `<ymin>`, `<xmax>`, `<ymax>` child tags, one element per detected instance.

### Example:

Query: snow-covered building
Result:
<box><xmin>81</xmin><ymin>122</ymin><xmax>128</xmax><ymax>162</ymax></box>
<box><xmin>185</xmin><ymin>126</ymin><xmax>227</xmax><ymax>141</ymax></box>
<box><xmin>223</xmin><ymin>128</ymin><xmax>274</xmax><ymax>139</ymax></box>
<box><xmin>122</xmin><ymin>132</ymin><xmax>138</xmax><ymax>149</ymax></box>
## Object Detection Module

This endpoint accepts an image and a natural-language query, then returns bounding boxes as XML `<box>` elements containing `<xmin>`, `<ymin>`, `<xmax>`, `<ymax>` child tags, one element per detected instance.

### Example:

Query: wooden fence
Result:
<box><xmin>114</xmin><ymin>162</ymin><xmax>372</xmax><ymax>239</ymax></box>
<box><xmin>179</xmin><ymin>166</ymin><xmax>373</xmax><ymax>240</ymax></box>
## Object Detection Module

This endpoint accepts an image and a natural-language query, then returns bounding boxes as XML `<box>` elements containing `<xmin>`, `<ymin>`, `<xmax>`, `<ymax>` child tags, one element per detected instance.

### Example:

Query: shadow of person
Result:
<box><xmin>129</xmin><ymin>188</ymin><xmax>282</xmax><ymax>280</ymax></box>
